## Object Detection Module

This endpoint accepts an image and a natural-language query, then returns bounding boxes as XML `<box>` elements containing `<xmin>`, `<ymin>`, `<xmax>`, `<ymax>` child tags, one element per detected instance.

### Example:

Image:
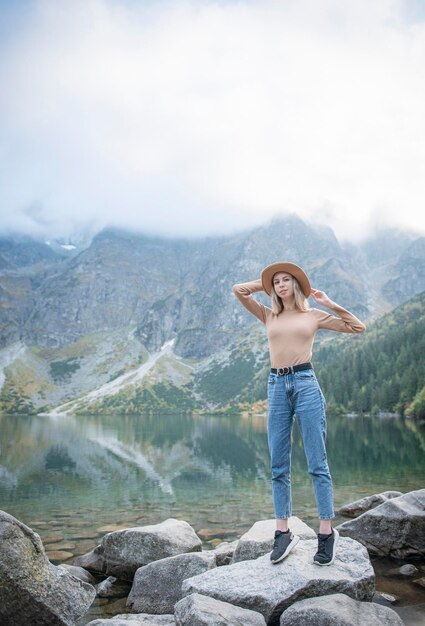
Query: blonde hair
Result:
<box><xmin>271</xmin><ymin>274</ymin><xmax>311</xmax><ymax>315</ymax></box>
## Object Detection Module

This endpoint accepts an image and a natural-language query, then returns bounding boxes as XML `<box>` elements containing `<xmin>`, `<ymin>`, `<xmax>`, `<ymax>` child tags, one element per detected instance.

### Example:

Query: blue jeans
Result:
<box><xmin>267</xmin><ymin>368</ymin><xmax>335</xmax><ymax>520</ymax></box>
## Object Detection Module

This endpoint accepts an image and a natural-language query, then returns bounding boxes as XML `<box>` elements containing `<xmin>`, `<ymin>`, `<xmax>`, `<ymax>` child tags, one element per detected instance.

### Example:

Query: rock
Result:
<box><xmin>97</xmin><ymin>576</ymin><xmax>133</xmax><ymax>598</ymax></box>
<box><xmin>373</xmin><ymin>591</ymin><xmax>400</xmax><ymax>604</ymax></box>
<box><xmin>127</xmin><ymin>552</ymin><xmax>216</xmax><ymax>614</ymax></box>
<box><xmin>232</xmin><ymin>517</ymin><xmax>315</xmax><ymax>563</ymax></box>
<box><xmin>45</xmin><ymin>542</ymin><xmax>76</xmax><ymax>550</ymax></box>
<box><xmin>197</xmin><ymin>529</ymin><xmax>233</xmax><ymax>540</ymax></box>
<box><xmin>0</xmin><ymin>509</ymin><xmax>95</xmax><ymax>626</ymax></box>
<box><xmin>210</xmin><ymin>541</ymin><xmax>238</xmax><ymax>566</ymax></box>
<box><xmin>73</xmin><ymin>544</ymin><xmax>107</xmax><ymax>574</ymax></box>
<box><xmin>182</xmin><ymin>537</ymin><xmax>374</xmax><ymax>625</ymax></box>
<box><xmin>279</xmin><ymin>593</ymin><xmax>404</xmax><ymax>625</ymax></box>
<box><xmin>174</xmin><ymin>592</ymin><xmax>266</xmax><ymax>625</ymax></box>
<box><xmin>69</xmin><ymin>532</ymin><xmax>100</xmax><ymax>540</ymax></box>
<box><xmin>97</xmin><ymin>524</ymin><xmax>134</xmax><ymax>533</ymax></box>
<box><xmin>86</xmin><ymin>614</ymin><xmax>175</xmax><ymax>625</ymax></box>
<box><xmin>46</xmin><ymin>550</ymin><xmax>74</xmax><ymax>561</ymax></box>
<box><xmin>336</xmin><ymin>489</ymin><xmax>425</xmax><ymax>558</ymax></box>
<box><xmin>41</xmin><ymin>534</ymin><xmax>65</xmax><ymax>543</ymax></box>
<box><xmin>398</xmin><ymin>564</ymin><xmax>419</xmax><ymax>576</ymax></box>
<box><xmin>387</xmin><ymin>564</ymin><xmax>419</xmax><ymax>577</ymax></box>
<box><xmin>58</xmin><ymin>564</ymin><xmax>97</xmax><ymax>585</ymax></box>
<box><xmin>101</xmin><ymin>518</ymin><xmax>202</xmax><ymax>580</ymax></box>
<box><xmin>413</xmin><ymin>577</ymin><xmax>425</xmax><ymax>588</ymax></box>
<box><xmin>338</xmin><ymin>491</ymin><xmax>403</xmax><ymax>517</ymax></box>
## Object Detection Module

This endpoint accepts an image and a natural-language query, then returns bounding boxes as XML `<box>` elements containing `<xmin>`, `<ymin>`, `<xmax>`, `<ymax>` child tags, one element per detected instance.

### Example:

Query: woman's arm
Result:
<box><xmin>311</xmin><ymin>288</ymin><xmax>366</xmax><ymax>333</ymax></box>
<box><xmin>232</xmin><ymin>278</ymin><xmax>271</xmax><ymax>324</ymax></box>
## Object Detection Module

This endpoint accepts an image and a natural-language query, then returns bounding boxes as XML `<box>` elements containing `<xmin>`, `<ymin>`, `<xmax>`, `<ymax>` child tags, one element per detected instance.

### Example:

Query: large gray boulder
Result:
<box><xmin>174</xmin><ymin>592</ymin><xmax>266</xmax><ymax>625</ymax></box>
<box><xmin>209</xmin><ymin>541</ymin><xmax>238</xmax><ymax>566</ymax></box>
<box><xmin>232</xmin><ymin>517</ymin><xmax>315</xmax><ymax>563</ymax></box>
<box><xmin>0</xmin><ymin>510</ymin><xmax>95</xmax><ymax>626</ymax></box>
<box><xmin>279</xmin><ymin>593</ymin><xmax>405</xmax><ymax>625</ymax></box>
<box><xmin>127</xmin><ymin>552</ymin><xmax>216</xmax><ymax>614</ymax></box>
<box><xmin>182</xmin><ymin>537</ymin><xmax>374</xmax><ymax>625</ymax></box>
<box><xmin>338</xmin><ymin>491</ymin><xmax>403</xmax><ymax>518</ymax></box>
<box><xmin>86</xmin><ymin>615</ymin><xmax>175</xmax><ymax>625</ymax></box>
<box><xmin>336</xmin><ymin>489</ymin><xmax>425</xmax><ymax>558</ymax></box>
<box><xmin>73</xmin><ymin>544</ymin><xmax>107</xmax><ymax>574</ymax></box>
<box><xmin>101</xmin><ymin>519</ymin><xmax>202</xmax><ymax>580</ymax></box>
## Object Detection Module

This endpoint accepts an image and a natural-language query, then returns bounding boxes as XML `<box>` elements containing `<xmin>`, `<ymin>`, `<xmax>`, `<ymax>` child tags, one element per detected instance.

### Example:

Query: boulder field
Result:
<box><xmin>2</xmin><ymin>490</ymin><xmax>424</xmax><ymax>625</ymax></box>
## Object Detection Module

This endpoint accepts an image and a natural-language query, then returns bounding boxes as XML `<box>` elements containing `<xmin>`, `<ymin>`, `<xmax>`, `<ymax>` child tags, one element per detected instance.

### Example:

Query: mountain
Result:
<box><xmin>18</xmin><ymin>217</ymin><xmax>367</xmax><ymax>354</ymax></box>
<box><xmin>0</xmin><ymin>236</ymin><xmax>64</xmax><ymax>349</ymax></box>
<box><xmin>357</xmin><ymin>227</ymin><xmax>425</xmax><ymax>316</ymax></box>
<box><xmin>0</xmin><ymin>217</ymin><xmax>424</xmax><ymax>414</ymax></box>
<box><xmin>381</xmin><ymin>236</ymin><xmax>425</xmax><ymax>305</ymax></box>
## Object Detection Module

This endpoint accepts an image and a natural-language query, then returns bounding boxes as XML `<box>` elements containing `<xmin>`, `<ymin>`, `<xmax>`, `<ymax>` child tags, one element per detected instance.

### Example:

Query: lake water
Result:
<box><xmin>1</xmin><ymin>412</ymin><xmax>424</xmax><ymax>624</ymax></box>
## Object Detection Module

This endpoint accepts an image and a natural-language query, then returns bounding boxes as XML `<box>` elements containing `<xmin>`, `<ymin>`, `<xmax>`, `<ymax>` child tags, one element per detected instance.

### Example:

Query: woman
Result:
<box><xmin>232</xmin><ymin>261</ymin><xmax>366</xmax><ymax>566</ymax></box>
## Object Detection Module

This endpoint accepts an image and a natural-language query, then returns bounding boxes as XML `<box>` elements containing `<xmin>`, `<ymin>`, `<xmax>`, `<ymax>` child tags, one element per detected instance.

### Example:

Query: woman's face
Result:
<box><xmin>272</xmin><ymin>272</ymin><xmax>294</xmax><ymax>299</ymax></box>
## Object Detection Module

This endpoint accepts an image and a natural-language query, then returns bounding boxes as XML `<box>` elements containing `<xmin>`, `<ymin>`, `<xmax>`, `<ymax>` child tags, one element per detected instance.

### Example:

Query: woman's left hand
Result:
<box><xmin>310</xmin><ymin>288</ymin><xmax>335</xmax><ymax>308</ymax></box>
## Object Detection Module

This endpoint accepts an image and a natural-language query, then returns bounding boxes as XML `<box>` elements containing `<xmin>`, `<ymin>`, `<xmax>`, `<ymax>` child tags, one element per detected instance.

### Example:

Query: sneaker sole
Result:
<box><xmin>313</xmin><ymin>528</ymin><xmax>339</xmax><ymax>566</ymax></box>
<box><xmin>270</xmin><ymin>534</ymin><xmax>300</xmax><ymax>564</ymax></box>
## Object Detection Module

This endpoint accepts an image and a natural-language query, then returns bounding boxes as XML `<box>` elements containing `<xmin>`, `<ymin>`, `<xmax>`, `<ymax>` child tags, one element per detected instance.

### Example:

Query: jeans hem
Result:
<box><xmin>318</xmin><ymin>514</ymin><xmax>335</xmax><ymax>520</ymax></box>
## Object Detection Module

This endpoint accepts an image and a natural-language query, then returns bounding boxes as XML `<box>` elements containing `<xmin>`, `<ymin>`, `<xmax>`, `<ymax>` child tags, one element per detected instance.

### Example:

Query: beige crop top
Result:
<box><xmin>232</xmin><ymin>279</ymin><xmax>366</xmax><ymax>368</ymax></box>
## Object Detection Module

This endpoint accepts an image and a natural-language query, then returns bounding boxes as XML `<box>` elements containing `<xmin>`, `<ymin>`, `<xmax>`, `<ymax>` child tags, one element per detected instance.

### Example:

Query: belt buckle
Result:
<box><xmin>278</xmin><ymin>366</ymin><xmax>290</xmax><ymax>376</ymax></box>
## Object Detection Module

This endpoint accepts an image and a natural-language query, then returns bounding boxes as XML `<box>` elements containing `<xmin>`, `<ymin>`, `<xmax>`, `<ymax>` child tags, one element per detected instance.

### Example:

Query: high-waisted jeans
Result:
<box><xmin>267</xmin><ymin>368</ymin><xmax>335</xmax><ymax>520</ymax></box>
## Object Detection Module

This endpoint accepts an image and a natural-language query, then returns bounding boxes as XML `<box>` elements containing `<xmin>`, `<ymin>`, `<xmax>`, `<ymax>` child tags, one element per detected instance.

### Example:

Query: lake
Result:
<box><xmin>0</xmin><ymin>411</ymin><xmax>424</xmax><ymax>624</ymax></box>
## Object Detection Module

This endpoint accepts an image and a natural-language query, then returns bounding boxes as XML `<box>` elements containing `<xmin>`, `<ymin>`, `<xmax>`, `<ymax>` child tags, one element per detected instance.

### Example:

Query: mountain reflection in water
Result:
<box><xmin>0</xmin><ymin>412</ymin><xmax>424</xmax><ymax>534</ymax></box>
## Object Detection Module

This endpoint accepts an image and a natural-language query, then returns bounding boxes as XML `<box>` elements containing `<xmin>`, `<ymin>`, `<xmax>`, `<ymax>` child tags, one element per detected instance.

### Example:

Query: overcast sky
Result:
<box><xmin>1</xmin><ymin>0</ymin><xmax>425</xmax><ymax>242</ymax></box>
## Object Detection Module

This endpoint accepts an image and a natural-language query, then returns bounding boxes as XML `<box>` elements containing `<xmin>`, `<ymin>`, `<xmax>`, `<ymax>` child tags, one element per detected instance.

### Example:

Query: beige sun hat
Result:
<box><xmin>261</xmin><ymin>261</ymin><xmax>311</xmax><ymax>298</ymax></box>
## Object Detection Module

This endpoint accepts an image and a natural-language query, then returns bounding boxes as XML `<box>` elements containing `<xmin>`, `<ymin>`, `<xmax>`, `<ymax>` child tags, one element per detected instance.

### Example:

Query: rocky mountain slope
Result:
<box><xmin>0</xmin><ymin>216</ymin><xmax>423</xmax><ymax>414</ymax></box>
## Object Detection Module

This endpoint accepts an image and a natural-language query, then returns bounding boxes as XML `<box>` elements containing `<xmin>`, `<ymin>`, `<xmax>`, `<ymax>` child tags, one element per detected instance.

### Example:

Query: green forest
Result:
<box><xmin>313</xmin><ymin>291</ymin><xmax>425</xmax><ymax>417</ymax></box>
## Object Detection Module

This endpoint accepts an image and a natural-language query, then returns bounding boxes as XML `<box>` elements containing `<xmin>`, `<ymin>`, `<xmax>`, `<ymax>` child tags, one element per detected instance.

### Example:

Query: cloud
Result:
<box><xmin>0</xmin><ymin>0</ymin><xmax>425</xmax><ymax>241</ymax></box>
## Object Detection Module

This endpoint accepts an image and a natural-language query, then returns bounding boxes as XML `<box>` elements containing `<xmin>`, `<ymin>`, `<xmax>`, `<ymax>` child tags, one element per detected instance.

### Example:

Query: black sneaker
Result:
<box><xmin>270</xmin><ymin>529</ymin><xmax>300</xmax><ymax>564</ymax></box>
<box><xmin>313</xmin><ymin>527</ymin><xmax>339</xmax><ymax>566</ymax></box>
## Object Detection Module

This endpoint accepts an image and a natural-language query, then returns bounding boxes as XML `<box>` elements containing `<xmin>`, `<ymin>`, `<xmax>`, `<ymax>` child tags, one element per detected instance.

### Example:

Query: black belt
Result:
<box><xmin>270</xmin><ymin>362</ymin><xmax>313</xmax><ymax>376</ymax></box>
